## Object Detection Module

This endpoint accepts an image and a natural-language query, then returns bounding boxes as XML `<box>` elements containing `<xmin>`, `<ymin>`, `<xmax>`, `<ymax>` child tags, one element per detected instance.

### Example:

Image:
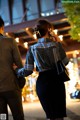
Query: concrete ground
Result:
<box><xmin>8</xmin><ymin>97</ymin><xmax>80</xmax><ymax>120</ymax></box>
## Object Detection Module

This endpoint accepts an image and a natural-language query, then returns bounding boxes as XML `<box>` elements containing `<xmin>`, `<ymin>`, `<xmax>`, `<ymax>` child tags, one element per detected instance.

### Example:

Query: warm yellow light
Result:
<box><xmin>53</xmin><ymin>29</ymin><xmax>58</xmax><ymax>35</ymax></box>
<box><xmin>24</xmin><ymin>42</ymin><xmax>28</xmax><ymax>48</ymax></box>
<box><xmin>26</xmin><ymin>28</ymin><xmax>29</xmax><ymax>31</ymax></box>
<box><xmin>58</xmin><ymin>35</ymin><xmax>63</xmax><ymax>41</ymax></box>
<box><xmin>74</xmin><ymin>50</ymin><xmax>79</xmax><ymax>54</ymax></box>
<box><xmin>5</xmin><ymin>33</ymin><xmax>9</xmax><ymax>36</ymax></box>
<box><xmin>33</xmin><ymin>33</ymin><xmax>37</xmax><ymax>39</ymax></box>
<box><xmin>15</xmin><ymin>37</ymin><xmax>19</xmax><ymax>43</ymax></box>
<box><xmin>78</xmin><ymin>33</ymin><xmax>80</xmax><ymax>36</ymax></box>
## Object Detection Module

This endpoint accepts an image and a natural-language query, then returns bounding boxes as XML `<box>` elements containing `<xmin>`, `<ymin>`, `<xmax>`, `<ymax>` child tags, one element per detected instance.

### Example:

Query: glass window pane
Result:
<box><xmin>40</xmin><ymin>0</ymin><xmax>64</xmax><ymax>17</ymax></box>
<box><xmin>40</xmin><ymin>0</ymin><xmax>55</xmax><ymax>17</ymax></box>
<box><xmin>0</xmin><ymin>0</ymin><xmax>25</xmax><ymax>25</ymax></box>
<box><xmin>26</xmin><ymin>0</ymin><xmax>39</xmax><ymax>21</ymax></box>
<box><xmin>12</xmin><ymin>0</ymin><xmax>23</xmax><ymax>24</ymax></box>
<box><xmin>0</xmin><ymin>0</ymin><xmax>10</xmax><ymax>26</ymax></box>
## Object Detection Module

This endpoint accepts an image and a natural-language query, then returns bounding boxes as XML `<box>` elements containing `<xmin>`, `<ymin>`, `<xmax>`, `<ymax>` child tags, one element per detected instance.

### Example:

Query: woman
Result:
<box><xmin>16</xmin><ymin>19</ymin><xmax>69</xmax><ymax>120</ymax></box>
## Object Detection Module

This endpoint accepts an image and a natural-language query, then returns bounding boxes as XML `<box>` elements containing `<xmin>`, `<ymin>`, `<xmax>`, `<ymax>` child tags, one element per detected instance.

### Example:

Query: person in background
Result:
<box><xmin>0</xmin><ymin>16</ymin><xmax>25</xmax><ymax>120</ymax></box>
<box><xmin>16</xmin><ymin>19</ymin><xmax>69</xmax><ymax>120</ymax></box>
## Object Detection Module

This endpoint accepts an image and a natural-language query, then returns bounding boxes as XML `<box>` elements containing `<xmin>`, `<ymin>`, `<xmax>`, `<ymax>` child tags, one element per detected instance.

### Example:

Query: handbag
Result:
<box><xmin>53</xmin><ymin>45</ymin><xmax>70</xmax><ymax>82</ymax></box>
<box><xmin>55</xmin><ymin>60</ymin><xmax>70</xmax><ymax>82</ymax></box>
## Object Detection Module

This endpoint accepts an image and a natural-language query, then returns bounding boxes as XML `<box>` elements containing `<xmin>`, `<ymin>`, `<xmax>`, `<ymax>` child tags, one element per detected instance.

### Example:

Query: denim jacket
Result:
<box><xmin>17</xmin><ymin>38</ymin><xmax>69</xmax><ymax>77</ymax></box>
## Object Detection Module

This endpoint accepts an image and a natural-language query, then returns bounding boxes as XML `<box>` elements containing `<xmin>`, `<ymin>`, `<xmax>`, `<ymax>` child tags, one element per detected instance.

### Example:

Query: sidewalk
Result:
<box><xmin>8</xmin><ymin>97</ymin><xmax>80</xmax><ymax>120</ymax></box>
<box><xmin>8</xmin><ymin>89</ymin><xmax>80</xmax><ymax>120</ymax></box>
<box><xmin>9</xmin><ymin>115</ymin><xmax>71</xmax><ymax>120</ymax></box>
<box><xmin>8</xmin><ymin>101</ymin><xmax>71</xmax><ymax>120</ymax></box>
<box><xmin>23</xmin><ymin>101</ymin><xmax>71</xmax><ymax>120</ymax></box>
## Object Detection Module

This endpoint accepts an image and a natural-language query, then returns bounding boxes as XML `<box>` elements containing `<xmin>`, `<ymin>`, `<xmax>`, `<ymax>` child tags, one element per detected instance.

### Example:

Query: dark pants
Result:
<box><xmin>36</xmin><ymin>69</ymin><xmax>66</xmax><ymax>119</ymax></box>
<box><xmin>0</xmin><ymin>90</ymin><xmax>24</xmax><ymax>120</ymax></box>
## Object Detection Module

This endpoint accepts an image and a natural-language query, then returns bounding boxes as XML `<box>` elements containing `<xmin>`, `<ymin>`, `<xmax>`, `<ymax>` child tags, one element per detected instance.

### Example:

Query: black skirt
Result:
<box><xmin>36</xmin><ymin>69</ymin><xmax>67</xmax><ymax>119</ymax></box>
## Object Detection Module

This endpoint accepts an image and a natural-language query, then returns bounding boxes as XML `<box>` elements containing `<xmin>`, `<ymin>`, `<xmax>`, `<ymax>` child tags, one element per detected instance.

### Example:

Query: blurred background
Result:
<box><xmin>0</xmin><ymin>0</ymin><xmax>80</xmax><ymax>104</ymax></box>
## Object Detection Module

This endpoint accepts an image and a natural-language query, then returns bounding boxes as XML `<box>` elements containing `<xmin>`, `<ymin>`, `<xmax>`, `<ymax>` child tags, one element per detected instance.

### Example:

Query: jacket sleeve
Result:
<box><xmin>12</xmin><ymin>38</ymin><xmax>23</xmax><ymax>68</ymax></box>
<box><xmin>16</xmin><ymin>68</ymin><xmax>33</xmax><ymax>77</ymax></box>
<box><xmin>16</xmin><ymin>47</ymin><xmax>34</xmax><ymax>77</ymax></box>
<box><xmin>58</xmin><ymin>42</ymin><xmax>69</xmax><ymax>65</ymax></box>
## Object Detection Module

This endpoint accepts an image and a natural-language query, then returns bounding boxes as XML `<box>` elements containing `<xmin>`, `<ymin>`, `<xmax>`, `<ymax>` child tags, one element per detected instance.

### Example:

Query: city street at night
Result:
<box><xmin>0</xmin><ymin>1</ymin><xmax>80</xmax><ymax>120</ymax></box>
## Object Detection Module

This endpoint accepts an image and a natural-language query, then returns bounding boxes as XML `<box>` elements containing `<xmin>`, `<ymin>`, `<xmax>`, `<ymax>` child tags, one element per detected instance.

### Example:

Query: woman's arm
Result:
<box><xmin>15</xmin><ymin>47</ymin><xmax>34</xmax><ymax>77</ymax></box>
<box><xmin>16</xmin><ymin>67</ymin><xmax>33</xmax><ymax>77</ymax></box>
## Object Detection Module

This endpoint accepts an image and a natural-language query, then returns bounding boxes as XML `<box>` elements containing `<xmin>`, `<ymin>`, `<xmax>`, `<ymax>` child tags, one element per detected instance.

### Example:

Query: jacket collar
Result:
<box><xmin>38</xmin><ymin>38</ymin><xmax>52</xmax><ymax>43</ymax></box>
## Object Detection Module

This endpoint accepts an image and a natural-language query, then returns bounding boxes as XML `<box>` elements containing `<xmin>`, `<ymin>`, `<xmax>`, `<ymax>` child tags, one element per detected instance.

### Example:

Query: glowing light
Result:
<box><xmin>58</xmin><ymin>35</ymin><xmax>63</xmax><ymax>41</ymax></box>
<box><xmin>33</xmin><ymin>33</ymin><xmax>37</xmax><ymax>39</ymax></box>
<box><xmin>74</xmin><ymin>50</ymin><xmax>79</xmax><ymax>54</ymax></box>
<box><xmin>26</xmin><ymin>28</ymin><xmax>29</xmax><ymax>31</ymax></box>
<box><xmin>78</xmin><ymin>33</ymin><xmax>80</xmax><ymax>36</ymax></box>
<box><xmin>5</xmin><ymin>33</ymin><xmax>9</xmax><ymax>36</ymax></box>
<box><xmin>41</xmin><ymin>13</ymin><xmax>45</xmax><ymax>16</ymax></box>
<box><xmin>50</xmin><ymin>12</ymin><xmax>54</xmax><ymax>15</ymax></box>
<box><xmin>15</xmin><ymin>37</ymin><xmax>19</xmax><ymax>43</ymax></box>
<box><xmin>46</xmin><ymin>13</ymin><xmax>50</xmax><ymax>16</ymax></box>
<box><xmin>53</xmin><ymin>29</ymin><xmax>58</xmax><ymax>35</ymax></box>
<box><xmin>24</xmin><ymin>42</ymin><xmax>28</xmax><ymax>48</ymax></box>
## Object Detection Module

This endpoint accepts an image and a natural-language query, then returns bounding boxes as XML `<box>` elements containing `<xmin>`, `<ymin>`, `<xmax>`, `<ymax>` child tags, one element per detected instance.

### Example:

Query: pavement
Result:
<box><xmin>8</xmin><ymin>97</ymin><xmax>80</xmax><ymax>120</ymax></box>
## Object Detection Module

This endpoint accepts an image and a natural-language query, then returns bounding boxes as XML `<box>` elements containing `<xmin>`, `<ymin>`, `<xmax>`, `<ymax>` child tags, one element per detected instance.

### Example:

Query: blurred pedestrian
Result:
<box><xmin>0</xmin><ymin>16</ymin><xmax>25</xmax><ymax>120</ymax></box>
<box><xmin>16</xmin><ymin>19</ymin><xmax>69</xmax><ymax>120</ymax></box>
